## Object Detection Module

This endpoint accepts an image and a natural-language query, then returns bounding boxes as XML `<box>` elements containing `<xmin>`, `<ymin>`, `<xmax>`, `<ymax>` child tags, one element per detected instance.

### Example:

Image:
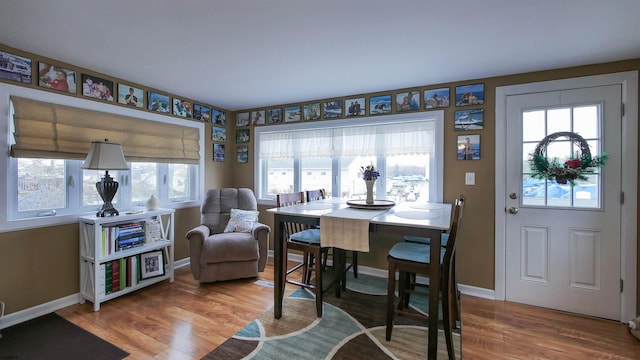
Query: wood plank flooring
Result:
<box><xmin>57</xmin><ymin>259</ymin><xmax>640</xmax><ymax>359</ymax></box>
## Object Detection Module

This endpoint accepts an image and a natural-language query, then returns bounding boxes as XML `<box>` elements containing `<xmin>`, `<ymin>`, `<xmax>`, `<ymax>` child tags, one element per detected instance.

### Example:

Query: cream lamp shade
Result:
<box><xmin>82</xmin><ymin>140</ymin><xmax>129</xmax><ymax>170</ymax></box>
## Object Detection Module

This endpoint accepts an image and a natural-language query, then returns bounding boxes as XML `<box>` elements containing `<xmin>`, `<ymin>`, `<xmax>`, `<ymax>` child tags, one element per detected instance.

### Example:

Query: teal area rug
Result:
<box><xmin>204</xmin><ymin>273</ymin><xmax>461</xmax><ymax>359</ymax></box>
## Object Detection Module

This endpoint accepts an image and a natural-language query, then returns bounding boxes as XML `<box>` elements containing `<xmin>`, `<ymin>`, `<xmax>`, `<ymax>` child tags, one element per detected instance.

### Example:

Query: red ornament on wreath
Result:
<box><xmin>529</xmin><ymin>131</ymin><xmax>607</xmax><ymax>185</ymax></box>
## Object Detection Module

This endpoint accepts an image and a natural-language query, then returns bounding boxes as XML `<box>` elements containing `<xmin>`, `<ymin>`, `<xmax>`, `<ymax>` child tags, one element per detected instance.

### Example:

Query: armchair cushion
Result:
<box><xmin>223</xmin><ymin>208</ymin><xmax>259</xmax><ymax>233</ymax></box>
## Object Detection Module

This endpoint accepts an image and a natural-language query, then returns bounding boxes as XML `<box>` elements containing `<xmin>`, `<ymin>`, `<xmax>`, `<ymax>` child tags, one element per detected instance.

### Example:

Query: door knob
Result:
<box><xmin>509</xmin><ymin>192</ymin><xmax>518</xmax><ymax>199</ymax></box>
<box><xmin>508</xmin><ymin>207</ymin><xmax>519</xmax><ymax>214</ymax></box>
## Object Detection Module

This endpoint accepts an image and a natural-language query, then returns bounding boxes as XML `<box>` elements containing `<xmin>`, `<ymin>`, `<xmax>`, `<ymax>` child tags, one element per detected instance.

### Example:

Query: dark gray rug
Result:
<box><xmin>0</xmin><ymin>313</ymin><xmax>128</xmax><ymax>360</ymax></box>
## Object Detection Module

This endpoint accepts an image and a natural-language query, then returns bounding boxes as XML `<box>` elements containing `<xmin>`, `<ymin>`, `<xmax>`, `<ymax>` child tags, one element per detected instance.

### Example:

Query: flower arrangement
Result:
<box><xmin>529</xmin><ymin>131</ymin><xmax>607</xmax><ymax>185</ymax></box>
<box><xmin>361</xmin><ymin>164</ymin><xmax>380</xmax><ymax>181</ymax></box>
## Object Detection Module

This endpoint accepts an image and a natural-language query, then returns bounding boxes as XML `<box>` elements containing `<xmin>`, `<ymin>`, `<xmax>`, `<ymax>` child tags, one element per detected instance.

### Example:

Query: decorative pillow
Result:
<box><xmin>223</xmin><ymin>208</ymin><xmax>259</xmax><ymax>233</ymax></box>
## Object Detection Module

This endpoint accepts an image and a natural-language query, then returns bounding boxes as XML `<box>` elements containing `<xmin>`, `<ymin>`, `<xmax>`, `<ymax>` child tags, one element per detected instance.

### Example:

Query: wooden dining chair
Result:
<box><xmin>385</xmin><ymin>195</ymin><xmax>464</xmax><ymax>359</ymax></box>
<box><xmin>306</xmin><ymin>189</ymin><xmax>359</xmax><ymax>289</ymax></box>
<box><xmin>277</xmin><ymin>191</ymin><xmax>332</xmax><ymax>317</ymax></box>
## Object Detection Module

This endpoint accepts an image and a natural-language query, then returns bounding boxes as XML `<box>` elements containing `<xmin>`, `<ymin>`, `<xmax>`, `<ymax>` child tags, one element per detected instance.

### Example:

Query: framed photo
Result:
<box><xmin>455</xmin><ymin>83</ymin><xmax>484</xmax><ymax>106</ymax></box>
<box><xmin>172</xmin><ymin>98</ymin><xmax>192</xmax><ymax>118</ymax></box>
<box><xmin>212</xmin><ymin>126</ymin><xmax>226</xmax><ymax>142</ymax></box>
<box><xmin>454</xmin><ymin>109</ymin><xmax>484</xmax><ymax>130</ymax></box>
<box><xmin>213</xmin><ymin>144</ymin><xmax>225</xmax><ymax>162</ymax></box>
<box><xmin>118</xmin><ymin>84</ymin><xmax>144</xmax><ymax>108</ymax></box>
<box><xmin>303</xmin><ymin>103</ymin><xmax>321</xmax><ymax>121</ymax></box>
<box><xmin>81</xmin><ymin>74</ymin><xmax>114</xmax><ymax>101</ymax></box>
<box><xmin>267</xmin><ymin>108</ymin><xmax>282</xmax><ymax>124</ymax></box>
<box><xmin>395</xmin><ymin>91</ymin><xmax>420</xmax><ymax>112</ymax></box>
<box><xmin>38</xmin><ymin>62</ymin><xmax>77</xmax><ymax>94</ymax></box>
<box><xmin>236</xmin><ymin>129</ymin><xmax>250</xmax><ymax>144</ymax></box>
<box><xmin>212</xmin><ymin>109</ymin><xmax>226</xmax><ymax>125</ymax></box>
<box><xmin>237</xmin><ymin>145</ymin><xmax>249</xmax><ymax>163</ymax></box>
<box><xmin>193</xmin><ymin>104</ymin><xmax>211</xmax><ymax>121</ymax></box>
<box><xmin>323</xmin><ymin>100</ymin><xmax>342</xmax><ymax>119</ymax></box>
<box><xmin>148</xmin><ymin>92</ymin><xmax>170</xmax><ymax>113</ymax></box>
<box><xmin>285</xmin><ymin>106</ymin><xmax>301</xmax><ymax>122</ymax></box>
<box><xmin>457</xmin><ymin>134</ymin><xmax>480</xmax><ymax>160</ymax></box>
<box><xmin>0</xmin><ymin>50</ymin><xmax>32</xmax><ymax>84</ymax></box>
<box><xmin>251</xmin><ymin>110</ymin><xmax>265</xmax><ymax>125</ymax></box>
<box><xmin>236</xmin><ymin>112</ymin><xmax>250</xmax><ymax>127</ymax></box>
<box><xmin>140</xmin><ymin>251</ymin><xmax>164</xmax><ymax>279</ymax></box>
<box><xmin>369</xmin><ymin>95</ymin><xmax>391</xmax><ymax>115</ymax></box>
<box><xmin>424</xmin><ymin>88</ymin><xmax>450</xmax><ymax>109</ymax></box>
<box><xmin>346</xmin><ymin>97</ymin><xmax>365</xmax><ymax>116</ymax></box>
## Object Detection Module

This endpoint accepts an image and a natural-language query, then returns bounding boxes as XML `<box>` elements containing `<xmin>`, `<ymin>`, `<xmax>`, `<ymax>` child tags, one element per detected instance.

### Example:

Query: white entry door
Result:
<box><xmin>505</xmin><ymin>85</ymin><xmax>622</xmax><ymax>320</ymax></box>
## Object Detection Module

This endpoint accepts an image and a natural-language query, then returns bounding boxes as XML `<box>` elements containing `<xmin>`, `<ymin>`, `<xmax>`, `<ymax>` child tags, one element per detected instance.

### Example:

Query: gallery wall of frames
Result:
<box><xmin>0</xmin><ymin>43</ymin><xmax>485</xmax><ymax>164</ymax></box>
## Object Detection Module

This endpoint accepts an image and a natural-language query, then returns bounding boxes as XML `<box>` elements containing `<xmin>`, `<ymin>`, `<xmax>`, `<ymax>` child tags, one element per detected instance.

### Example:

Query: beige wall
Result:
<box><xmin>1</xmin><ymin>57</ymin><xmax>638</xmax><ymax>316</ymax></box>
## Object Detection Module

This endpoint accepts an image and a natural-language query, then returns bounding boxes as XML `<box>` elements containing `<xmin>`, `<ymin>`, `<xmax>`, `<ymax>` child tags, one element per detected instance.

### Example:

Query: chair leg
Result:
<box><xmin>442</xmin><ymin>275</ymin><xmax>456</xmax><ymax>359</ymax></box>
<box><xmin>352</xmin><ymin>251</ymin><xmax>358</xmax><ymax>278</ymax></box>
<box><xmin>386</xmin><ymin>261</ymin><xmax>396</xmax><ymax>341</ymax></box>
<box><xmin>314</xmin><ymin>247</ymin><xmax>323</xmax><ymax>317</ymax></box>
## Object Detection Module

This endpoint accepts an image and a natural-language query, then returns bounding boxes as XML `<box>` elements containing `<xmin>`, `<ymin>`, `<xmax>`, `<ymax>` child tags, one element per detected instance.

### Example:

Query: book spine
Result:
<box><xmin>119</xmin><ymin>258</ymin><xmax>126</xmax><ymax>291</ymax></box>
<box><xmin>97</xmin><ymin>263</ymin><xmax>106</xmax><ymax>298</ymax></box>
<box><xmin>111</xmin><ymin>259</ymin><xmax>120</xmax><ymax>293</ymax></box>
<box><xmin>105</xmin><ymin>262</ymin><xmax>113</xmax><ymax>294</ymax></box>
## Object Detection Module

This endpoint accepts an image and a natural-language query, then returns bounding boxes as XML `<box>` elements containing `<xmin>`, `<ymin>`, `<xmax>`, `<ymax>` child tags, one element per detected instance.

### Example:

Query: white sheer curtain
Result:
<box><xmin>259</xmin><ymin>120</ymin><xmax>434</xmax><ymax>159</ymax></box>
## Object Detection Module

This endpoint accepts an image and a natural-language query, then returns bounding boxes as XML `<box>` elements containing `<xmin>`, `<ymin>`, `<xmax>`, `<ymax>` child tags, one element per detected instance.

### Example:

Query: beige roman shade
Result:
<box><xmin>10</xmin><ymin>96</ymin><xmax>200</xmax><ymax>164</ymax></box>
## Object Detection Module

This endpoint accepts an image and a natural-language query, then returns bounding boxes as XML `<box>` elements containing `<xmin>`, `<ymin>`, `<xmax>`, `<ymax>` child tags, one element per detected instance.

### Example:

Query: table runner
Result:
<box><xmin>320</xmin><ymin>207</ymin><xmax>387</xmax><ymax>252</ymax></box>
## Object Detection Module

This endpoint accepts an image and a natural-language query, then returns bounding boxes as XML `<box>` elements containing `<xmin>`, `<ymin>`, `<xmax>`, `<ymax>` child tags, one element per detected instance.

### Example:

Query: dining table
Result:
<box><xmin>267</xmin><ymin>198</ymin><xmax>452</xmax><ymax>359</ymax></box>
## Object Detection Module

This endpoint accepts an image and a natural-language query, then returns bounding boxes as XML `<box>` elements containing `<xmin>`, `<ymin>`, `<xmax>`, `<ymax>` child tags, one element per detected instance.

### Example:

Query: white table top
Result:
<box><xmin>268</xmin><ymin>199</ymin><xmax>452</xmax><ymax>230</ymax></box>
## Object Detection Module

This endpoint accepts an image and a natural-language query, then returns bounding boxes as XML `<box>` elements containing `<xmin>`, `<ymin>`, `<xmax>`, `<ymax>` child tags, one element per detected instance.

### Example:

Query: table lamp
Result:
<box><xmin>82</xmin><ymin>139</ymin><xmax>129</xmax><ymax>217</ymax></box>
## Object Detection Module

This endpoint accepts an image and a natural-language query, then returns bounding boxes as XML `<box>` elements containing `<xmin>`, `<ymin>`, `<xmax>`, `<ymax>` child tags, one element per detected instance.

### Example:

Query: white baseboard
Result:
<box><xmin>0</xmin><ymin>294</ymin><xmax>78</xmax><ymax>330</ymax></box>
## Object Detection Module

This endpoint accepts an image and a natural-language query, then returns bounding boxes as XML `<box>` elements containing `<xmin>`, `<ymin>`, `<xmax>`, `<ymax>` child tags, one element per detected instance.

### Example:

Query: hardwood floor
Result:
<box><xmin>57</xmin><ymin>259</ymin><xmax>640</xmax><ymax>359</ymax></box>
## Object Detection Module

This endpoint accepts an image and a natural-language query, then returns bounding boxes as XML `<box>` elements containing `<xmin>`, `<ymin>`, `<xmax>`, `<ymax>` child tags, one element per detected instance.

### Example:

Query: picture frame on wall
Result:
<box><xmin>38</xmin><ymin>62</ymin><xmax>77</xmax><ymax>94</ymax></box>
<box><xmin>236</xmin><ymin>112</ymin><xmax>250</xmax><ymax>127</ymax></box>
<box><xmin>0</xmin><ymin>50</ymin><xmax>32</xmax><ymax>84</ymax></box>
<box><xmin>323</xmin><ymin>100</ymin><xmax>342</xmax><ymax>119</ymax></box>
<box><xmin>346</xmin><ymin>97</ymin><xmax>365</xmax><ymax>116</ymax></box>
<box><xmin>369</xmin><ymin>95</ymin><xmax>391</xmax><ymax>115</ymax></box>
<box><xmin>285</xmin><ymin>106</ymin><xmax>301</xmax><ymax>122</ymax></box>
<box><xmin>457</xmin><ymin>134</ymin><xmax>480</xmax><ymax>160</ymax></box>
<box><xmin>236</xmin><ymin>129</ymin><xmax>250</xmax><ymax>144</ymax></box>
<box><xmin>395</xmin><ymin>91</ymin><xmax>420</xmax><ymax>112</ymax></box>
<box><xmin>267</xmin><ymin>108</ymin><xmax>282</xmax><ymax>124</ymax></box>
<box><xmin>148</xmin><ymin>92</ymin><xmax>170</xmax><ymax>113</ymax></box>
<box><xmin>424</xmin><ymin>87</ymin><xmax>450</xmax><ymax>109</ymax></box>
<box><xmin>172</xmin><ymin>97</ymin><xmax>192</xmax><ymax>118</ymax></box>
<box><xmin>454</xmin><ymin>109</ymin><xmax>484</xmax><ymax>130</ymax></box>
<box><xmin>118</xmin><ymin>84</ymin><xmax>144</xmax><ymax>108</ymax></box>
<box><xmin>237</xmin><ymin>145</ymin><xmax>249</xmax><ymax>163</ymax></box>
<box><xmin>213</xmin><ymin>144</ymin><xmax>225</xmax><ymax>162</ymax></box>
<box><xmin>193</xmin><ymin>104</ymin><xmax>211</xmax><ymax>121</ymax></box>
<box><xmin>211</xmin><ymin>126</ymin><xmax>226</xmax><ymax>142</ymax></box>
<box><xmin>251</xmin><ymin>110</ymin><xmax>265</xmax><ymax>125</ymax></box>
<box><xmin>81</xmin><ymin>74</ymin><xmax>114</xmax><ymax>101</ymax></box>
<box><xmin>212</xmin><ymin>109</ymin><xmax>226</xmax><ymax>125</ymax></box>
<box><xmin>455</xmin><ymin>83</ymin><xmax>484</xmax><ymax>106</ymax></box>
<box><xmin>303</xmin><ymin>103</ymin><xmax>321</xmax><ymax>121</ymax></box>
<box><xmin>140</xmin><ymin>251</ymin><xmax>164</xmax><ymax>279</ymax></box>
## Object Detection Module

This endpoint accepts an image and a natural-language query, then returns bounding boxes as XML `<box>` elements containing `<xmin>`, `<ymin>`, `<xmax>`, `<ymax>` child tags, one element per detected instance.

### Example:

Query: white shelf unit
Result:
<box><xmin>79</xmin><ymin>208</ymin><xmax>175</xmax><ymax>311</ymax></box>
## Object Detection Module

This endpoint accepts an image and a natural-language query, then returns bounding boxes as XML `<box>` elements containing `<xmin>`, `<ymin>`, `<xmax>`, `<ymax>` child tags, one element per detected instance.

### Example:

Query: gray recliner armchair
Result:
<box><xmin>186</xmin><ymin>188</ymin><xmax>270</xmax><ymax>283</ymax></box>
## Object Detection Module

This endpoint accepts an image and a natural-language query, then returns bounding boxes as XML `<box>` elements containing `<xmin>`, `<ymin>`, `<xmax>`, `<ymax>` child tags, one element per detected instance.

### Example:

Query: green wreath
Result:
<box><xmin>529</xmin><ymin>131</ymin><xmax>607</xmax><ymax>185</ymax></box>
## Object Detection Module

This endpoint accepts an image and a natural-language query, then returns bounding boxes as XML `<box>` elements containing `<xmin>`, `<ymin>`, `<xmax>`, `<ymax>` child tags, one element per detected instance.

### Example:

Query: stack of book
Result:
<box><xmin>100</xmin><ymin>256</ymin><xmax>140</xmax><ymax>295</ymax></box>
<box><xmin>101</xmin><ymin>222</ymin><xmax>146</xmax><ymax>256</ymax></box>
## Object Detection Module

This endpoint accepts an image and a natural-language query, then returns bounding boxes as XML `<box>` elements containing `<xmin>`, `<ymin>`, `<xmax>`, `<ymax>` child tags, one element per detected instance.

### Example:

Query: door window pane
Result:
<box><xmin>17</xmin><ymin>158</ymin><xmax>65</xmax><ymax>211</ymax></box>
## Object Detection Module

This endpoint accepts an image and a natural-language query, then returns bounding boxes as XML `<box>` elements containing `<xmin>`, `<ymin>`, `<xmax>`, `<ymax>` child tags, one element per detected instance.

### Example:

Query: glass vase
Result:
<box><xmin>365</xmin><ymin>179</ymin><xmax>375</xmax><ymax>205</ymax></box>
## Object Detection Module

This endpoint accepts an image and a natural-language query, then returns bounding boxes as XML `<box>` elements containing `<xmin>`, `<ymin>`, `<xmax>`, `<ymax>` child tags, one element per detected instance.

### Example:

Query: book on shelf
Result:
<box><xmin>111</xmin><ymin>259</ymin><xmax>120</xmax><ymax>292</ymax></box>
<box><xmin>105</xmin><ymin>262</ymin><xmax>113</xmax><ymax>294</ymax></box>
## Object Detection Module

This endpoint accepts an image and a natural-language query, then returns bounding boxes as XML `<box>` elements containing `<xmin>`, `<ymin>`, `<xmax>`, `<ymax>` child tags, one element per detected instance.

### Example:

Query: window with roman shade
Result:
<box><xmin>10</xmin><ymin>96</ymin><xmax>200</xmax><ymax>164</ymax></box>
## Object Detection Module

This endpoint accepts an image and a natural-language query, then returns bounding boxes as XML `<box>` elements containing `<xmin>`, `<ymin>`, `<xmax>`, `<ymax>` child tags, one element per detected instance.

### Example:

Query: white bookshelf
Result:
<box><xmin>78</xmin><ymin>208</ymin><xmax>175</xmax><ymax>311</ymax></box>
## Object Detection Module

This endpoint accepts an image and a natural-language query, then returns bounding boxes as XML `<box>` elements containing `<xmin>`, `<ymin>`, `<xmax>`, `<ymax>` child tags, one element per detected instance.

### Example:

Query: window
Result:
<box><xmin>255</xmin><ymin>112</ymin><xmax>444</xmax><ymax>204</ymax></box>
<box><xmin>1</xmin><ymin>84</ymin><xmax>204</xmax><ymax>231</ymax></box>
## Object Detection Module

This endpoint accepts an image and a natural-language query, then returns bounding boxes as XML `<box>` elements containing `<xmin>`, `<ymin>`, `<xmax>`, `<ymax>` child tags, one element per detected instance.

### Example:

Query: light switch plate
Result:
<box><xmin>465</xmin><ymin>172</ymin><xmax>475</xmax><ymax>185</ymax></box>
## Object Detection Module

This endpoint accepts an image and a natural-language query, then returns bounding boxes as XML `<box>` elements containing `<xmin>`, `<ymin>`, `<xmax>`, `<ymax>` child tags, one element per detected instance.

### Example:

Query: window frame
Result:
<box><xmin>0</xmin><ymin>82</ymin><xmax>204</xmax><ymax>232</ymax></box>
<box><xmin>254</xmin><ymin>111</ymin><xmax>444</xmax><ymax>205</ymax></box>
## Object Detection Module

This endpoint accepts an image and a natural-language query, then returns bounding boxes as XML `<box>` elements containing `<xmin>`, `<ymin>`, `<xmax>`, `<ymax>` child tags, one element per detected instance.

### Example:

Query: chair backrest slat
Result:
<box><xmin>442</xmin><ymin>195</ymin><xmax>464</xmax><ymax>270</ymax></box>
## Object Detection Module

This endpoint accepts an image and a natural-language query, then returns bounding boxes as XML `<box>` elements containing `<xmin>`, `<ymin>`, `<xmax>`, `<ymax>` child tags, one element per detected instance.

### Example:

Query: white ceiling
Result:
<box><xmin>1</xmin><ymin>0</ymin><xmax>639</xmax><ymax>111</ymax></box>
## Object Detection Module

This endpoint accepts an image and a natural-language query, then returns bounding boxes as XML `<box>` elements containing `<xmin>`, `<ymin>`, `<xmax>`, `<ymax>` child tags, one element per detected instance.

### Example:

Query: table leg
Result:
<box><xmin>427</xmin><ymin>229</ymin><xmax>440</xmax><ymax>360</ymax></box>
<box><xmin>274</xmin><ymin>214</ymin><xmax>284</xmax><ymax>319</ymax></box>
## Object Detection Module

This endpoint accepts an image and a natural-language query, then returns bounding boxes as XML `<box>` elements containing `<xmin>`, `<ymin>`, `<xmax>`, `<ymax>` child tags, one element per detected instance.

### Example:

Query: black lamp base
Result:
<box><xmin>96</xmin><ymin>171</ymin><xmax>120</xmax><ymax>217</ymax></box>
